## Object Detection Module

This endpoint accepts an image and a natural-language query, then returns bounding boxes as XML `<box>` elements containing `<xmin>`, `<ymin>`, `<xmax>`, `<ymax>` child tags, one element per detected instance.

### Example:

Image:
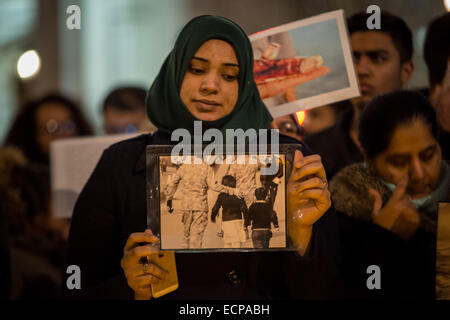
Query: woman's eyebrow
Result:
<box><xmin>420</xmin><ymin>144</ymin><xmax>438</xmax><ymax>155</ymax></box>
<box><xmin>192</xmin><ymin>56</ymin><xmax>208</xmax><ymax>63</ymax></box>
<box><xmin>223</xmin><ymin>63</ymin><xmax>239</xmax><ymax>68</ymax></box>
<box><xmin>191</xmin><ymin>56</ymin><xmax>239</xmax><ymax>67</ymax></box>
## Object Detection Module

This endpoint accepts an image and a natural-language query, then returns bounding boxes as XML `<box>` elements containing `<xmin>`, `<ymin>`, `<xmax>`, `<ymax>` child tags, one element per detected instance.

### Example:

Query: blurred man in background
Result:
<box><xmin>102</xmin><ymin>86</ymin><xmax>156</xmax><ymax>134</ymax></box>
<box><xmin>304</xmin><ymin>11</ymin><xmax>414</xmax><ymax>179</ymax></box>
<box><xmin>424</xmin><ymin>12</ymin><xmax>450</xmax><ymax>160</ymax></box>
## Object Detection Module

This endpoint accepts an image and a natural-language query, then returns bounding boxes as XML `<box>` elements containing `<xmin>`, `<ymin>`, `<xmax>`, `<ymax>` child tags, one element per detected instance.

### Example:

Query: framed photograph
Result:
<box><xmin>436</xmin><ymin>202</ymin><xmax>450</xmax><ymax>300</ymax></box>
<box><xmin>146</xmin><ymin>144</ymin><xmax>299</xmax><ymax>252</ymax></box>
<box><xmin>250</xmin><ymin>9</ymin><xmax>359</xmax><ymax>118</ymax></box>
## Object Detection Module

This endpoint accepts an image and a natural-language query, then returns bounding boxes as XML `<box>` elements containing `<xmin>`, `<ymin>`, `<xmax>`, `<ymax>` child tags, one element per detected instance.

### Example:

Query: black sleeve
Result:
<box><xmin>0</xmin><ymin>201</ymin><xmax>10</xmax><ymax>299</ymax></box>
<box><xmin>258</xmin><ymin>135</ymin><xmax>344</xmax><ymax>298</ymax></box>
<box><xmin>281</xmin><ymin>206</ymin><xmax>343</xmax><ymax>299</ymax></box>
<box><xmin>64</xmin><ymin>149</ymin><xmax>132</xmax><ymax>299</ymax></box>
<box><xmin>211</xmin><ymin>194</ymin><xmax>223</xmax><ymax>222</ymax></box>
<box><xmin>241</xmin><ymin>199</ymin><xmax>249</xmax><ymax>226</ymax></box>
<box><xmin>247</xmin><ymin>204</ymin><xmax>255</xmax><ymax>228</ymax></box>
<box><xmin>271</xmin><ymin>209</ymin><xmax>279</xmax><ymax>228</ymax></box>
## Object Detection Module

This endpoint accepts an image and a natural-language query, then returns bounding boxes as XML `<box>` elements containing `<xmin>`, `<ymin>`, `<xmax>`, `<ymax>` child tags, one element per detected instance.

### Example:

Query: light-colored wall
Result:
<box><xmin>0</xmin><ymin>0</ymin><xmax>448</xmax><ymax>141</ymax></box>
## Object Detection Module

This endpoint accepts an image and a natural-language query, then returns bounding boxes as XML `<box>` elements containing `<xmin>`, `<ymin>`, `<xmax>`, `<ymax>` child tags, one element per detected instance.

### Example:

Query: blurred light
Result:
<box><xmin>295</xmin><ymin>110</ymin><xmax>305</xmax><ymax>126</ymax></box>
<box><xmin>445</xmin><ymin>0</ymin><xmax>450</xmax><ymax>11</ymax></box>
<box><xmin>17</xmin><ymin>50</ymin><xmax>41</xmax><ymax>79</ymax></box>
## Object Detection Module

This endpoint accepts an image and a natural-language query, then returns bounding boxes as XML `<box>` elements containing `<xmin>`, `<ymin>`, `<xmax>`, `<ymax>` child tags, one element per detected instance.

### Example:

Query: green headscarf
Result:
<box><xmin>146</xmin><ymin>15</ymin><xmax>272</xmax><ymax>134</ymax></box>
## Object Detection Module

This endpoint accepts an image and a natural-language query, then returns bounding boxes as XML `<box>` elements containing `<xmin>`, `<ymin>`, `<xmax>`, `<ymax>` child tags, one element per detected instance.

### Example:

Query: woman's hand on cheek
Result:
<box><xmin>287</xmin><ymin>150</ymin><xmax>331</xmax><ymax>255</ymax></box>
<box><xmin>120</xmin><ymin>229</ymin><xmax>168</xmax><ymax>300</ymax></box>
<box><xmin>369</xmin><ymin>176</ymin><xmax>420</xmax><ymax>240</ymax></box>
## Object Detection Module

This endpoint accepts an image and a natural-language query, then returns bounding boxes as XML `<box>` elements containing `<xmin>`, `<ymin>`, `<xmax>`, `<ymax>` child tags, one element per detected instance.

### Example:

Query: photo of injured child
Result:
<box><xmin>250</xmin><ymin>10</ymin><xmax>359</xmax><ymax>119</ymax></box>
<box><xmin>158</xmin><ymin>155</ymin><xmax>287</xmax><ymax>251</ymax></box>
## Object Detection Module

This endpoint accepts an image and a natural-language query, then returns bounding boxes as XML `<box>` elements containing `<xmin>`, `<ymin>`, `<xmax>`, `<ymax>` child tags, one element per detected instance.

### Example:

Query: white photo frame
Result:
<box><xmin>250</xmin><ymin>10</ymin><xmax>360</xmax><ymax>118</ymax></box>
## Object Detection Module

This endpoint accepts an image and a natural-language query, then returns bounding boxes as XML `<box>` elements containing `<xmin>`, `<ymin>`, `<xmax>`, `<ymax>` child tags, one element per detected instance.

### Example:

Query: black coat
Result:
<box><xmin>211</xmin><ymin>193</ymin><xmax>247</xmax><ymax>222</ymax></box>
<box><xmin>65</xmin><ymin>131</ymin><xmax>342</xmax><ymax>299</ymax></box>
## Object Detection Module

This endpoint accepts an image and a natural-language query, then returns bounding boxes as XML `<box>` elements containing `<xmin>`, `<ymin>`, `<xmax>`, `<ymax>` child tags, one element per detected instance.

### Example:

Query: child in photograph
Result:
<box><xmin>245</xmin><ymin>187</ymin><xmax>279</xmax><ymax>249</ymax></box>
<box><xmin>211</xmin><ymin>175</ymin><xmax>248</xmax><ymax>248</ymax></box>
<box><xmin>260</xmin><ymin>158</ymin><xmax>284</xmax><ymax>209</ymax></box>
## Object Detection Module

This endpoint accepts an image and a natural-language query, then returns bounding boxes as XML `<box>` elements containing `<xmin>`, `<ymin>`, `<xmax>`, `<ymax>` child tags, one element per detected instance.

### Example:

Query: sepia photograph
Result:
<box><xmin>437</xmin><ymin>202</ymin><xmax>450</xmax><ymax>300</ymax></box>
<box><xmin>146</xmin><ymin>146</ymin><xmax>295</xmax><ymax>252</ymax></box>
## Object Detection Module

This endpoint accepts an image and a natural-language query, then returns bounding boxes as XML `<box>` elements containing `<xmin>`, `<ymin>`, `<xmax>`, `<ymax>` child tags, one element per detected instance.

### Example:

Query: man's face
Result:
<box><xmin>350</xmin><ymin>31</ymin><xmax>413</xmax><ymax>109</ymax></box>
<box><xmin>103</xmin><ymin>108</ymin><xmax>147</xmax><ymax>134</ymax></box>
<box><xmin>430</xmin><ymin>59</ymin><xmax>450</xmax><ymax>132</ymax></box>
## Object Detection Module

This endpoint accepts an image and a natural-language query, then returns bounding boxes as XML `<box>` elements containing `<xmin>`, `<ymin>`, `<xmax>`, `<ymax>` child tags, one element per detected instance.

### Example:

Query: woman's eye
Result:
<box><xmin>222</xmin><ymin>73</ymin><xmax>238</xmax><ymax>81</ymax></box>
<box><xmin>189</xmin><ymin>66</ymin><xmax>205</xmax><ymax>74</ymax></box>
<box><xmin>388</xmin><ymin>158</ymin><xmax>408</xmax><ymax>168</ymax></box>
<box><xmin>421</xmin><ymin>150</ymin><xmax>435</xmax><ymax>162</ymax></box>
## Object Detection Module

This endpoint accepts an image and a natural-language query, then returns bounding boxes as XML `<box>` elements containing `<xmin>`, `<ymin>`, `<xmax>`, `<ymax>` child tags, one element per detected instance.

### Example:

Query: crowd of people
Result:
<box><xmin>0</xmin><ymin>9</ymin><xmax>449</xmax><ymax>300</ymax></box>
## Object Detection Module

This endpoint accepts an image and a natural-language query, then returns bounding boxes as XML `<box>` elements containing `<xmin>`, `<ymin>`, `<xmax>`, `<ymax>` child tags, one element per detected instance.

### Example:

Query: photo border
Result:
<box><xmin>146</xmin><ymin>144</ymin><xmax>300</xmax><ymax>253</ymax></box>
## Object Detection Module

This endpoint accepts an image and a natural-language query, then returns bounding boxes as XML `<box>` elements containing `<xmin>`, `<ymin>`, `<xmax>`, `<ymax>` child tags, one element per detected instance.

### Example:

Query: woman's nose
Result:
<box><xmin>200</xmin><ymin>72</ymin><xmax>219</xmax><ymax>94</ymax></box>
<box><xmin>409</xmin><ymin>158</ymin><xmax>425</xmax><ymax>181</ymax></box>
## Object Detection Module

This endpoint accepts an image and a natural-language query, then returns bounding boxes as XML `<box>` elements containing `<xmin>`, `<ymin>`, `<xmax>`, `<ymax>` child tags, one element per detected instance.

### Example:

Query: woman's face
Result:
<box><xmin>36</xmin><ymin>103</ymin><xmax>78</xmax><ymax>155</ymax></box>
<box><xmin>371</xmin><ymin>118</ymin><xmax>442</xmax><ymax>199</ymax></box>
<box><xmin>180</xmin><ymin>39</ymin><xmax>239</xmax><ymax>121</ymax></box>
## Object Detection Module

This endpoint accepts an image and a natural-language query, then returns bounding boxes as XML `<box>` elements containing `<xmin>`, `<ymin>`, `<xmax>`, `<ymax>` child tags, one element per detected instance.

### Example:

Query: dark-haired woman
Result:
<box><xmin>4</xmin><ymin>93</ymin><xmax>94</xmax><ymax>166</ymax></box>
<box><xmin>331</xmin><ymin>90</ymin><xmax>450</xmax><ymax>299</ymax></box>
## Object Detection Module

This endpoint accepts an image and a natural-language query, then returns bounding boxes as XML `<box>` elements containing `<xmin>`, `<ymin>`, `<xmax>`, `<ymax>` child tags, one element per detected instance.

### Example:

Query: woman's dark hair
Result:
<box><xmin>359</xmin><ymin>90</ymin><xmax>438</xmax><ymax>160</ymax></box>
<box><xmin>424</xmin><ymin>12</ymin><xmax>450</xmax><ymax>89</ymax></box>
<box><xmin>222</xmin><ymin>175</ymin><xmax>236</xmax><ymax>188</ymax></box>
<box><xmin>3</xmin><ymin>93</ymin><xmax>94</xmax><ymax>164</ymax></box>
<box><xmin>102</xmin><ymin>86</ymin><xmax>147</xmax><ymax>113</ymax></box>
<box><xmin>347</xmin><ymin>10</ymin><xmax>413</xmax><ymax>64</ymax></box>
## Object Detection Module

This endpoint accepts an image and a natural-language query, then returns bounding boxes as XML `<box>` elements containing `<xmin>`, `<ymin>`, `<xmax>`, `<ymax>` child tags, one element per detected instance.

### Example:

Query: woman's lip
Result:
<box><xmin>408</xmin><ymin>187</ymin><xmax>431</xmax><ymax>198</ymax></box>
<box><xmin>193</xmin><ymin>99</ymin><xmax>221</xmax><ymax>111</ymax></box>
<box><xmin>194</xmin><ymin>99</ymin><xmax>220</xmax><ymax>105</ymax></box>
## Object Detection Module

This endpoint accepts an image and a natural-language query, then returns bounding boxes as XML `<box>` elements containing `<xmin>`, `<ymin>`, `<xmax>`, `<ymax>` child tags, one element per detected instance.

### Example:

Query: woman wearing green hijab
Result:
<box><xmin>67</xmin><ymin>15</ymin><xmax>340</xmax><ymax>300</ymax></box>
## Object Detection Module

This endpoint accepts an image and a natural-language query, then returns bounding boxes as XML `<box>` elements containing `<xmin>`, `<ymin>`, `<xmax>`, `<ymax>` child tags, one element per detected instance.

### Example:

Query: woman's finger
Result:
<box><xmin>137</xmin><ymin>262</ymin><xmax>168</xmax><ymax>280</ymax></box>
<box><xmin>290</xmin><ymin>176</ymin><xmax>326</xmax><ymax>195</ymax></box>
<box><xmin>290</xmin><ymin>161</ymin><xmax>327</xmax><ymax>183</ymax></box>
<box><xmin>369</xmin><ymin>188</ymin><xmax>383</xmax><ymax>215</ymax></box>
<box><xmin>289</xmin><ymin>150</ymin><xmax>321</xmax><ymax>171</ymax></box>
<box><xmin>130</xmin><ymin>244</ymin><xmax>160</xmax><ymax>261</ymax></box>
<box><xmin>391</xmin><ymin>176</ymin><xmax>408</xmax><ymax>201</ymax></box>
<box><xmin>297</xmin><ymin>188</ymin><xmax>330</xmax><ymax>201</ymax></box>
<box><xmin>124</xmin><ymin>230</ymin><xmax>159</xmax><ymax>254</ymax></box>
<box><xmin>294</xmin><ymin>154</ymin><xmax>322</xmax><ymax>169</ymax></box>
<box><xmin>132</xmin><ymin>274</ymin><xmax>161</xmax><ymax>288</ymax></box>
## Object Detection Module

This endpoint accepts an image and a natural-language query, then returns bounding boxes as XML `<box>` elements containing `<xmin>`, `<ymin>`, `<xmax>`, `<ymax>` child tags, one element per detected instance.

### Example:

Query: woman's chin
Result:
<box><xmin>194</xmin><ymin>111</ymin><xmax>226</xmax><ymax>122</ymax></box>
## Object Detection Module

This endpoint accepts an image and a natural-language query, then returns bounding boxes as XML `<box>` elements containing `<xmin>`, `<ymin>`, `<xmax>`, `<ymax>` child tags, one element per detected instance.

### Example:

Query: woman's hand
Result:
<box><xmin>287</xmin><ymin>150</ymin><xmax>331</xmax><ymax>255</ymax></box>
<box><xmin>369</xmin><ymin>176</ymin><xmax>420</xmax><ymax>240</ymax></box>
<box><xmin>257</xmin><ymin>66</ymin><xmax>330</xmax><ymax>100</ymax></box>
<box><xmin>120</xmin><ymin>229</ymin><xmax>168</xmax><ymax>300</ymax></box>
